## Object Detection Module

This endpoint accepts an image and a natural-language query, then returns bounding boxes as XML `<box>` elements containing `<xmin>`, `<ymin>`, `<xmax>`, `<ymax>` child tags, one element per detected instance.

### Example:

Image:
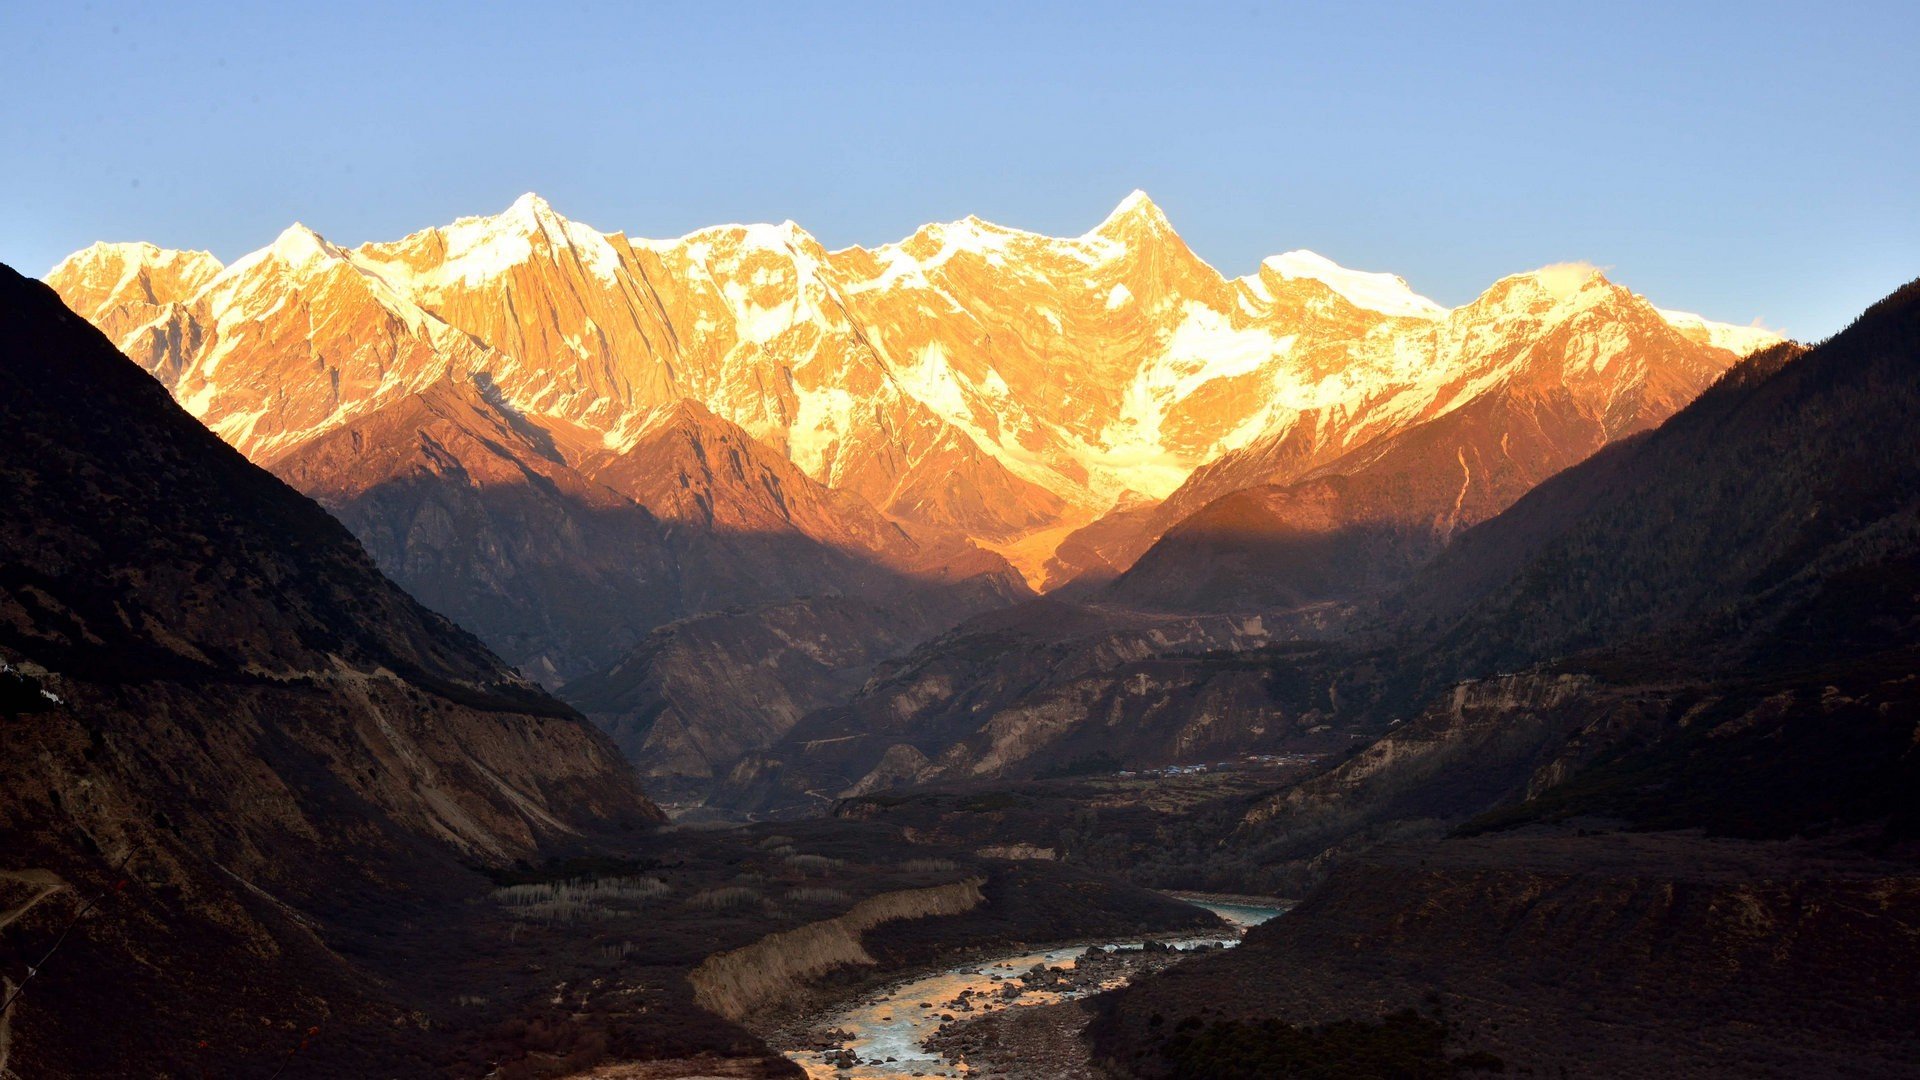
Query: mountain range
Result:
<box><xmin>48</xmin><ymin>194</ymin><xmax>1777</xmax><ymax>787</ymax></box>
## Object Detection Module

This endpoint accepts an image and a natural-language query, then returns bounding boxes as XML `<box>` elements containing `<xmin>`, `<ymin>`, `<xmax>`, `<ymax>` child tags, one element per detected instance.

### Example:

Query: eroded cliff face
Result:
<box><xmin>689</xmin><ymin>878</ymin><xmax>987</xmax><ymax>1021</ymax></box>
<box><xmin>1245</xmin><ymin>672</ymin><xmax>1624</xmax><ymax>821</ymax></box>
<box><xmin>1221</xmin><ymin>666</ymin><xmax>1714</xmax><ymax>897</ymax></box>
<box><xmin>714</xmin><ymin>604</ymin><xmax>1365</xmax><ymax>813</ymax></box>
<box><xmin>563</xmin><ymin>589</ymin><xmax>1022</xmax><ymax>791</ymax></box>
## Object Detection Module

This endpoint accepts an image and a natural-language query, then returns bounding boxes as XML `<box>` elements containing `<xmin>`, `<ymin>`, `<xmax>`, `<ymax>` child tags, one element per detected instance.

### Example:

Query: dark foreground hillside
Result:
<box><xmin>1092</xmin><ymin>831</ymin><xmax>1920</xmax><ymax>1079</ymax></box>
<box><xmin>0</xmin><ymin>264</ymin><xmax>667</xmax><ymax>1075</ymax></box>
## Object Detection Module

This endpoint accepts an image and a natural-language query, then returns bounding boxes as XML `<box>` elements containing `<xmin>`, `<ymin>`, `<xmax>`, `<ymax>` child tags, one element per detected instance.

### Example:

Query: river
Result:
<box><xmin>782</xmin><ymin>896</ymin><xmax>1285</xmax><ymax>1078</ymax></box>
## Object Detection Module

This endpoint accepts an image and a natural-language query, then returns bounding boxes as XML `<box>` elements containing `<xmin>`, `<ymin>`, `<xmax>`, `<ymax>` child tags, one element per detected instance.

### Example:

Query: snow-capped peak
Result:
<box><xmin>1521</xmin><ymin>261</ymin><xmax>1607</xmax><ymax>302</ymax></box>
<box><xmin>212</xmin><ymin>223</ymin><xmax>350</xmax><ymax>285</ymax></box>
<box><xmin>1261</xmin><ymin>250</ymin><xmax>1448</xmax><ymax>320</ymax></box>
<box><xmin>51</xmin><ymin>240</ymin><xmax>157</xmax><ymax>275</ymax></box>
<box><xmin>1655</xmin><ymin>308</ymin><xmax>1785</xmax><ymax>356</ymax></box>
<box><xmin>1464</xmin><ymin>262</ymin><xmax>1622</xmax><ymax>328</ymax></box>
<box><xmin>49</xmin><ymin>191</ymin><xmax>1769</xmax><ymax>553</ymax></box>
<box><xmin>267</xmin><ymin>223</ymin><xmax>340</xmax><ymax>268</ymax></box>
<box><xmin>43</xmin><ymin>241</ymin><xmax>226</xmax><ymax>321</ymax></box>
<box><xmin>48</xmin><ymin>240</ymin><xmax>223</xmax><ymax>280</ymax></box>
<box><xmin>506</xmin><ymin>191</ymin><xmax>555</xmax><ymax>218</ymax></box>
<box><xmin>1089</xmin><ymin>189</ymin><xmax>1172</xmax><ymax>238</ymax></box>
<box><xmin>747</xmin><ymin>220</ymin><xmax>817</xmax><ymax>249</ymax></box>
<box><xmin>369</xmin><ymin>193</ymin><xmax>625</xmax><ymax>288</ymax></box>
<box><xmin>495</xmin><ymin>192</ymin><xmax>599</xmax><ymax>239</ymax></box>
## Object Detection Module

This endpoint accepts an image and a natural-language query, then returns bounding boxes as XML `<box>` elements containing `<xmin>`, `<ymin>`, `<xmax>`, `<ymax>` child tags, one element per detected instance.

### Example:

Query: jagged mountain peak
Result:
<box><xmin>354</xmin><ymin>191</ymin><xmax>628</xmax><ymax>291</ymax></box>
<box><xmin>505</xmin><ymin>190</ymin><xmax>558</xmax><ymax>217</ymax></box>
<box><xmin>489</xmin><ymin>191</ymin><xmax>614</xmax><ymax>244</ymax></box>
<box><xmin>1463</xmin><ymin>263</ymin><xmax>1783</xmax><ymax>358</ymax></box>
<box><xmin>717</xmin><ymin>218</ymin><xmax>823</xmax><ymax>251</ymax></box>
<box><xmin>1089</xmin><ymin>188</ymin><xmax>1175</xmax><ymax>240</ymax></box>
<box><xmin>1461</xmin><ymin>262</ymin><xmax>1636</xmax><ymax>328</ymax></box>
<box><xmin>1520</xmin><ymin>259</ymin><xmax>1609</xmax><ymax>299</ymax></box>
<box><xmin>50</xmin><ymin>239</ymin><xmax>221</xmax><ymax>277</ymax></box>
<box><xmin>265</xmin><ymin>221</ymin><xmax>342</xmax><ymax>267</ymax></box>
<box><xmin>462</xmin><ymin>190</ymin><xmax>580</xmax><ymax>232</ymax></box>
<box><xmin>626</xmin><ymin>395</ymin><xmax>734</xmax><ymax>438</ymax></box>
<box><xmin>634</xmin><ymin>218</ymin><xmax>833</xmax><ymax>274</ymax></box>
<box><xmin>199</xmin><ymin>223</ymin><xmax>357</xmax><ymax>292</ymax></box>
<box><xmin>1655</xmin><ymin>307</ymin><xmax>1785</xmax><ymax>356</ymax></box>
<box><xmin>44</xmin><ymin>241</ymin><xmax>224</xmax><ymax>320</ymax></box>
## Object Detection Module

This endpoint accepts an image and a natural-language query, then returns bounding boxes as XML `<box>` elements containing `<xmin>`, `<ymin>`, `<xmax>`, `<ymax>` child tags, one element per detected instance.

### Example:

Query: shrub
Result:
<box><xmin>782</xmin><ymin>854</ymin><xmax>845</xmax><ymax>876</ymax></box>
<box><xmin>494</xmin><ymin>876</ymin><xmax>670</xmax><ymax>922</ymax></box>
<box><xmin>785</xmin><ymin>886</ymin><xmax>851</xmax><ymax>905</ymax></box>
<box><xmin>687</xmin><ymin>886</ymin><xmax>761</xmax><ymax>911</ymax></box>
<box><xmin>1159</xmin><ymin>1009</ymin><xmax>1459</xmax><ymax>1079</ymax></box>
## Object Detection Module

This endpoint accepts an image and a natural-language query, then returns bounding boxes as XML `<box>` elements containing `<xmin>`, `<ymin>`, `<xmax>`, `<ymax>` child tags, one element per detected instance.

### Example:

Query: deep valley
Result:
<box><xmin>6</xmin><ymin>179</ymin><xmax>1916</xmax><ymax>1079</ymax></box>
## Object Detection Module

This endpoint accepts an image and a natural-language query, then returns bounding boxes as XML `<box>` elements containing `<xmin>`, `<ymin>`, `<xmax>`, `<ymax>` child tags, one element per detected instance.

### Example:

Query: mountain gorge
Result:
<box><xmin>23</xmin><ymin>193</ymin><xmax>1918</xmax><ymax>1079</ymax></box>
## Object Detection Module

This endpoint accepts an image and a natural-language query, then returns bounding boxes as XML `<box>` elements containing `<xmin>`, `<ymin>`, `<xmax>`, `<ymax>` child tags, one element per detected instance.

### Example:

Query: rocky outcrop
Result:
<box><xmin>974</xmin><ymin>844</ymin><xmax>1058</xmax><ymax>861</ymax></box>
<box><xmin>689</xmin><ymin>878</ymin><xmax>986</xmax><ymax>1020</ymax></box>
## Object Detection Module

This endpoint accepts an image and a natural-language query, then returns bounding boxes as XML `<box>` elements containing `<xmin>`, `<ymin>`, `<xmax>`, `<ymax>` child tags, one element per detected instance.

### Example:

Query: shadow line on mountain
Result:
<box><xmin>320</xmin><ymin>471</ymin><xmax>1030</xmax><ymax>687</ymax></box>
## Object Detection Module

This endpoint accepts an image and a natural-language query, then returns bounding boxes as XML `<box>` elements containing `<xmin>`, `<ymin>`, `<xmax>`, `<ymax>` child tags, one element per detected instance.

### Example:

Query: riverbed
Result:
<box><xmin>781</xmin><ymin>896</ymin><xmax>1284</xmax><ymax>1078</ymax></box>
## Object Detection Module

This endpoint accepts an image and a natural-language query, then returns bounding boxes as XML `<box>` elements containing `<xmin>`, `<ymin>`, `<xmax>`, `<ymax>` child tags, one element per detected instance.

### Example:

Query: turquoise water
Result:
<box><xmin>1186</xmin><ymin>898</ymin><xmax>1287</xmax><ymax>930</ymax></box>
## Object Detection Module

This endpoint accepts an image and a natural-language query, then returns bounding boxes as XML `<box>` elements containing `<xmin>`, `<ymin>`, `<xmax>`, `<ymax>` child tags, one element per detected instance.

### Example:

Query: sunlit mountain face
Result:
<box><xmin>48</xmin><ymin>192</ymin><xmax>1766</xmax><ymax>534</ymax></box>
<box><xmin>50</xmin><ymin>192</ymin><xmax>1772</xmax><ymax>575</ymax></box>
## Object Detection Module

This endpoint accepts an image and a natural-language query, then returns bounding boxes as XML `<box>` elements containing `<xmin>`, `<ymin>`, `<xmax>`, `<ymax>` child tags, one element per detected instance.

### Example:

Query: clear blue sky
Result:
<box><xmin>5</xmin><ymin>1</ymin><xmax>1914</xmax><ymax>337</ymax></box>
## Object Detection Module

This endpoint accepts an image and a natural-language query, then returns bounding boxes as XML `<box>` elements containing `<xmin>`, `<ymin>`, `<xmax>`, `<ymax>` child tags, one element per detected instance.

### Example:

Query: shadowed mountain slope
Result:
<box><xmin>0</xmin><ymin>265</ymin><xmax>660</xmax><ymax>1077</ymax></box>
